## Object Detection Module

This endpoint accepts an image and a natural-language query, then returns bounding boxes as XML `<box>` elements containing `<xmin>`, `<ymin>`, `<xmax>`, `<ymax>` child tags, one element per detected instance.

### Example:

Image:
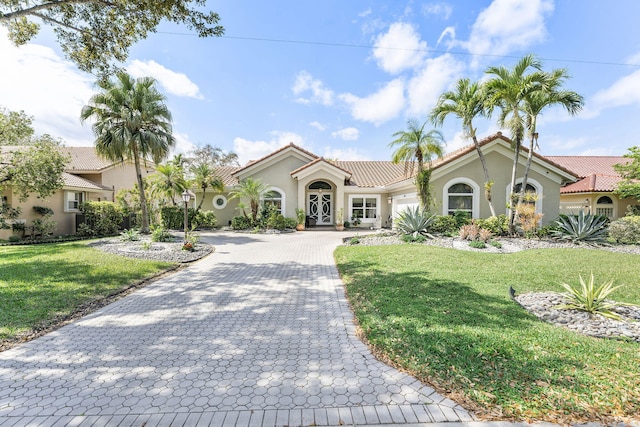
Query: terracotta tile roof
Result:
<box><xmin>545</xmin><ymin>156</ymin><xmax>627</xmax><ymax>179</ymax></box>
<box><xmin>290</xmin><ymin>157</ymin><xmax>353</xmax><ymax>178</ymax></box>
<box><xmin>63</xmin><ymin>172</ymin><xmax>112</xmax><ymax>191</ymax></box>
<box><xmin>63</xmin><ymin>147</ymin><xmax>124</xmax><ymax>171</ymax></box>
<box><xmin>560</xmin><ymin>174</ymin><xmax>623</xmax><ymax>194</ymax></box>
<box><xmin>333</xmin><ymin>161</ymin><xmax>410</xmax><ymax>187</ymax></box>
<box><xmin>233</xmin><ymin>143</ymin><xmax>319</xmax><ymax>176</ymax></box>
<box><xmin>215</xmin><ymin>166</ymin><xmax>239</xmax><ymax>186</ymax></box>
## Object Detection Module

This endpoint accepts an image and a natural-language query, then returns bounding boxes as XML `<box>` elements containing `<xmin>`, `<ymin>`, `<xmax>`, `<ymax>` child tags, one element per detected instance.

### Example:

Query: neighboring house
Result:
<box><xmin>196</xmin><ymin>132</ymin><xmax>577</xmax><ymax>228</ymax></box>
<box><xmin>546</xmin><ymin>156</ymin><xmax>635</xmax><ymax>220</ymax></box>
<box><xmin>1</xmin><ymin>146</ymin><xmax>154</xmax><ymax>239</ymax></box>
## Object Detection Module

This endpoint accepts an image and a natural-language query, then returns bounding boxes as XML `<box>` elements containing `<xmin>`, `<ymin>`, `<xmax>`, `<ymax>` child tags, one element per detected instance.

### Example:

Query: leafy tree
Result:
<box><xmin>81</xmin><ymin>71</ymin><xmax>175</xmax><ymax>233</ymax></box>
<box><xmin>389</xmin><ymin>119</ymin><xmax>445</xmax><ymax>209</ymax></box>
<box><xmin>0</xmin><ymin>107</ymin><xmax>34</xmax><ymax>145</ymax></box>
<box><xmin>229</xmin><ymin>177</ymin><xmax>269</xmax><ymax>223</ymax></box>
<box><xmin>430</xmin><ymin>78</ymin><xmax>496</xmax><ymax>217</ymax></box>
<box><xmin>187</xmin><ymin>144</ymin><xmax>239</xmax><ymax>168</ymax></box>
<box><xmin>519</xmin><ymin>68</ymin><xmax>583</xmax><ymax>206</ymax></box>
<box><xmin>190</xmin><ymin>162</ymin><xmax>223</xmax><ymax>212</ymax></box>
<box><xmin>614</xmin><ymin>146</ymin><xmax>640</xmax><ymax>201</ymax></box>
<box><xmin>484</xmin><ymin>54</ymin><xmax>548</xmax><ymax>233</ymax></box>
<box><xmin>148</xmin><ymin>163</ymin><xmax>187</xmax><ymax>206</ymax></box>
<box><xmin>1</xmin><ymin>0</ymin><xmax>224</xmax><ymax>74</ymax></box>
<box><xmin>0</xmin><ymin>136</ymin><xmax>69</xmax><ymax>229</ymax></box>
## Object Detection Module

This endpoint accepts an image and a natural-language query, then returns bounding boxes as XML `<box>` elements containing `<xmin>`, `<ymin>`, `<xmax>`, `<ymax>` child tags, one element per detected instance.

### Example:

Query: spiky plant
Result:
<box><xmin>552</xmin><ymin>210</ymin><xmax>608</xmax><ymax>243</ymax></box>
<box><xmin>395</xmin><ymin>206</ymin><xmax>436</xmax><ymax>238</ymax></box>
<box><xmin>556</xmin><ymin>273</ymin><xmax>633</xmax><ymax>320</ymax></box>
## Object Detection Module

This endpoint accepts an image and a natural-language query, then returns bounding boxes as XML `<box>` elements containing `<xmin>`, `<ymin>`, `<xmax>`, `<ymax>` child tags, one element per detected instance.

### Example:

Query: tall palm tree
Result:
<box><xmin>389</xmin><ymin>119</ymin><xmax>445</xmax><ymax>209</ymax></box>
<box><xmin>148</xmin><ymin>163</ymin><xmax>187</xmax><ymax>206</ymax></box>
<box><xmin>484</xmin><ymin>54</ymin><xmax>548</xmax><ymax>233</ymax></box>
<box><xmin>190</xmin><ymin>162</ymin><xmax>224</xmax><ymax>212</ymax></box>
<box><xmin>519</xmin><ymin>68</ymin><xmax>584</xmax><ymax>205</ymax></box>
<box><xmin>430</xmin><ymin>78</ymin><xmax>496</xmax><ymax>217</ymax></box>
<box><xmin>228</xmin><ymin>177</ymin><xmax>269</xmax><ymax>223</ymax></box>
<box><xmin>81</xmin><ymin>71</ymin><xmax>175</xmax><ymax>233</ymax></box>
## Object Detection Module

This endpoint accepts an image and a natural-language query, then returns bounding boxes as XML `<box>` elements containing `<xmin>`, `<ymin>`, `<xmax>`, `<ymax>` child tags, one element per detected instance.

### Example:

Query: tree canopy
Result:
<box><xmin>0</xmin><ymin>107</ymin><xmax>35</xmax><ymax>145</ymax></box>
<box><xmin>1</xmin><ymin>0</ymin><xmax>224</xmax><ymax>74</ymax></box>
<box><xmin>614</xmin><ymin>146</ymin><xmax>640</xmax><ymax>201</ymax></box>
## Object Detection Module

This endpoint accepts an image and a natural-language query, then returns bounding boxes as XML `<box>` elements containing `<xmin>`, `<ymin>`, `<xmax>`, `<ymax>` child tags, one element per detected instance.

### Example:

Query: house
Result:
<box><xmin>195</xmin><ymin>132</ymin><xmax>577</xmax><ymax>228</ymax></box>
<box><xmin>546</xmin><ymin>156</ymin><xmax>636</xmax><ymax>220</ymax></box>
<box><xmin>0</xmin><ymin>146</ymin><xmax>154</xmax><ymax>239</ymax></box>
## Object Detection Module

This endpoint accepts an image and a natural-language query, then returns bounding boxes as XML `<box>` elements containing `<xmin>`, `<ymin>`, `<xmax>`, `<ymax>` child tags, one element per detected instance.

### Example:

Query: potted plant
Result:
<box><xmin>335</xmin><ymin>208</ymin><xmax>344</xmax><ymax>231</ymax></box>
<box><xmin>295</xmin><ymin>208</ymin><xmax>306</xmax><ymax>231</ymax></box>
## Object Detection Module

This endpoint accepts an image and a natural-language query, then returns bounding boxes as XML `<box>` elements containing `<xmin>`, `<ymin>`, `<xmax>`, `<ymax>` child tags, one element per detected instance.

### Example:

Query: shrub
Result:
<box><xmin>489</xmin><ymin>240</ymin><xmax>502</xmax><ymax>249</ymax></box>
<box><xmin>350</xmin><ymin>236</ymin><xmax>360</xmax><ymax>245</ymax></box>
<box><xmin>151</xmin><ymin>226</ymin><xmax>173</xmax><ymax>242</ymax></box>
<box><xmin>552</xmin><ymin>211</ymin><xmax>608</xmax><ymax>243</ymax></box>
<box><xmin>400</xmin><ymin>233</ymin><xmax>427</xmax><ymax>243</ymax></box>
<box><xmin>160</xmin><ymin>206</ymin><xmax>197</xmax><ymax>230</ymax></box>
<box><xmin>395</xmin><ymin>206</ymin><xmax>436</xmax><ymax>238</ymax></box>
<box><xmin>626</xmin><ymin>205</ymin><xmax>640</xmax><ymax>216</ymax></box>
<box><xmin>608</xmin><ymin>216</ymin><xmax>640</xmax><ymax>244</ymax></box>
<box><xmin>231</xmin><ymin>215</ymin><xmax>253</xmax><ymax>230</ymax></box>
<box><xmin>8</xmin><ymin>235</ymin><xmax>20</xmax><ymax>242</ymax></box>
<box><xmin>193</xmin><ymin>210</ymin><xmax>217</xmax><ymax>229</ymax></box>
<box><xmin>120</xmin><ymin>229</ymin><xmax>140</xmax><ymax>241</ymax></box>
<box><xmin>516</xmin><ymin>203</ymin><xmax>544</xmax><ymax>237</ymax></box>
<box><xmin>79</xmin><ymin>201</ymin><xmax>124</xmax><ymax>236</ymax></box>
<box><xmin>556</xmin><ymin>273</ymin><xmax>633</xmax><ymax>320</ymax></box>
<box><xmin>475</xmin><ymin>215</ymin><xmax>508</xmax><ymax>236</ymax></box>
<box><xmin>468</xmin><ymin>240</ymin><xmax>486</xmax><ymax>249</ymax></box>
<box><xmin>453</xmin><ymin>210</ymin><xmax>472</xmax><ymax>227</ymax></box>
<box><xmin>266</xmin><ymin>213</ymin><xmax>295</xmax><ymax>230</ymax></box>
<box><xmin>478</xmin><ymin>227</ymin><xmax>492</xmax><ymax>242</ymax></box>
<box><xmin>429</xmin><ymin>215</ymin><xmax>458</xmax><ymax>235</ymax></box>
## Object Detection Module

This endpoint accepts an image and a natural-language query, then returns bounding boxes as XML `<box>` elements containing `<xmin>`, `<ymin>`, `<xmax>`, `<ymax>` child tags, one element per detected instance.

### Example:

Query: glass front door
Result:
<box><xmin>308</xmin><ymin>192</ymin><xmax>333</xmax><ymax>225</ymax></box>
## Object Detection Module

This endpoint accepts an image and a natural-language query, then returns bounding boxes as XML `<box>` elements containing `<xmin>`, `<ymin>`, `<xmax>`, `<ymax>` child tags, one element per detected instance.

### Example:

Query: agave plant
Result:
<box><xmin>556</xmin><ymin>273</ymin><xmax>631</xmax><ymax>320</ymax></box>
<box><xmin>552</xmin><ymin>210</ymin><xmax>608</xmax><ymax>243</ymax></box>
<box><xmin>395</xmin><ymin>206</ymin><xmax>436</xmax><ymax>238</ymax></box>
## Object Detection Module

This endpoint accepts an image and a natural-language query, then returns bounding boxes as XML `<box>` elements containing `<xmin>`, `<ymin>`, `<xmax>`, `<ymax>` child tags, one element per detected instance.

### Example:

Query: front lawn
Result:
<box><xmin>334</xmin><ymin>245</ymin><xmax>640</xmax><ymax>424</ymax></box>
<box><xmin>0</xmin><ymin>242</ymin><xmax>174</xmax><ymax>345</ymax></box>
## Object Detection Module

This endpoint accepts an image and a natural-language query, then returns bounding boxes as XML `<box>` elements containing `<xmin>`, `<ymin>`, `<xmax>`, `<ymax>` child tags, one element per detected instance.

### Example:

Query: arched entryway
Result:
<box><xmin>307</xmin><ymin>181</ymin><xmax>333</xmax><ymax>225</ymax></box>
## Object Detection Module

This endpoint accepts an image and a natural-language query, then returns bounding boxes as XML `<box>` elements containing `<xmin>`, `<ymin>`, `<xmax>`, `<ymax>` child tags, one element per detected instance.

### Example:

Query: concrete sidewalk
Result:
<box><xmin>0</xmin><ymin>231</ymin><xmax>477</xmax><ymax>426</ymax></box>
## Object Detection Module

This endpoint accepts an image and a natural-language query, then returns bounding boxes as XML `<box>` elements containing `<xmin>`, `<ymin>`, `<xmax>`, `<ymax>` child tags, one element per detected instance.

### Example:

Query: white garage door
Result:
<box><xmin>392</xmin><ymin>197</ymin><xmax>419</xmax><ymax>220</ymax></box>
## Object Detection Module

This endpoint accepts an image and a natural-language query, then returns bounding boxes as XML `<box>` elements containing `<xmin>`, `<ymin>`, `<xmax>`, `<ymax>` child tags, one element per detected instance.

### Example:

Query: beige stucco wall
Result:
<box><xmin>195</xmin><ymin>191</ymin><xmax>239</xmax><ymax>227</ymax></box>
<box><xmin>560</xmin><ymin>193</ymin><xmax>639</xmax><ymax>220</ymax></box>
<box><xmin>100</xmin><ymin>162</ymin><xmax>154</xmax><ymax>201</ymax></box>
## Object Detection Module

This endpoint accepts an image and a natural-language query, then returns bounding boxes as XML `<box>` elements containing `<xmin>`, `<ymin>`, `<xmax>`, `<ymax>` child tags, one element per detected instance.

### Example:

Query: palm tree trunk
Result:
<box><xmin>197</xmin><ymin>184</ymin><xmax>206</xmax><ymax>212</ymax></box>
<box><xmin>471</xmin><ymin>135</ymin><xmax>497</xmax><ymax>217</ymax></box>
<box><xmin>132</xmin><ymin>144</ymin><xmax>150</xmax><ymax>233</ymax></box>
<box><xmin>507</xmin><ymin>140</ymin><xmax>521</xmax><ymax>235</ymax></box>
<box><xmin>518</xmin><ymin>131</ymin><xmax>537</xmax><ymax>207</ymax></box>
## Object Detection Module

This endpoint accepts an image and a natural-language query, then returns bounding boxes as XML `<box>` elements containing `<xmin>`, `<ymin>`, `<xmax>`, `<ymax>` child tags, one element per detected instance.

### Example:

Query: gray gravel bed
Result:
<box><xmin>88</xmin><ymin>237</ymin><xmax>213</xmax><ymax>262</ymax></box>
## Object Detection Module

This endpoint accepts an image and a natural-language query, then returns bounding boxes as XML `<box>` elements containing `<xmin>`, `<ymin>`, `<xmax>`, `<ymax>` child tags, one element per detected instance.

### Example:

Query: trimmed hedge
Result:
<box><xmin>79</xmin><ymin>201</ymin><xmax>124</xmax><ymax>236</ymax></box>
<box><xmin>608</xmin><ymin>216</ymin><xmax>640</xmax><ymax>244</ymax></box>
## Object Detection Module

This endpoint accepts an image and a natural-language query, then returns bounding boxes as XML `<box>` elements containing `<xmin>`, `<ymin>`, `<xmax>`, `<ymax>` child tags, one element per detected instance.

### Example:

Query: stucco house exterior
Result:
<box><xmin>546</xmin><ymin>156</ymin><xmax>635</xmax><ymax>220</ymax></box>
<box><xmin>1</xmin><ymin>146</ymin><xmax>154</xmax><ymax>239</ymax></box>
<box><xmin>196</xmin><ymin>133</ymin><xmax>577</xmax><ymax>228</ymax></box>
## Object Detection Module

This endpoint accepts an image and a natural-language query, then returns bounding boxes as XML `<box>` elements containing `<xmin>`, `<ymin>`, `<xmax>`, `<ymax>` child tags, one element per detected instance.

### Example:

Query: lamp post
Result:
<box><xmin>182</xmin><ymin>190</ymin><xmax>191</xmax><ymax>243</ymax></box>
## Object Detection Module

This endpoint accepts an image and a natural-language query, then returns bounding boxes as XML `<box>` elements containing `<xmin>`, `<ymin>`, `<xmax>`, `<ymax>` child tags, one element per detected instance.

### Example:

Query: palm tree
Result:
<box><xmin>389</xmin><ymin>119</ymin><xmax>445</xmax><ymax>209</ymax></box>
<box><xmin>81</xmin><ymin>71</ymin><xmax>175</xmax><ymax>233</ymax></box>
<box><xmin>190</xmin><ymin>162</ymin><xmax>224</xmax><ymax>212</ymax></box>
<box><xmin>430</xmin><ymin>78</ymin><xmax>496</xmax><ymax>217</ymax></box>
<box><xmin>148</xmin><ymin>163</ymin><xmax>187</xmax><ymax>206</ymax></box>
<box><xmin>519</xmin><ymin>68</ymin><xmax>584</xmax><ymax>205</ymax></box>
<box><xmin>228</xmin><ymin>177</ymin><xmax>269</xmax><ymax>223</ymax></box>
<box><xmin>484</xmin><ymin>54</ymin><xmax>548</xmax><ymax>233</ymax></box>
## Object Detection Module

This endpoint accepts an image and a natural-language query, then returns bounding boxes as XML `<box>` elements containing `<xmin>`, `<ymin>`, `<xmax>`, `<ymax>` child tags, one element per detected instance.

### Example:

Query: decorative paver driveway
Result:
<box><xmin>0</xmin><ymin>231</ymin><xmax>474</xmax><ymax>426</ymax></box>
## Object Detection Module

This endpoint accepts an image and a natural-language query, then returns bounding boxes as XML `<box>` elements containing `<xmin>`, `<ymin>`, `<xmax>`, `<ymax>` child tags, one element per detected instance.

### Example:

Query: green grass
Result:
<box><xmin>0</xmin><ymin>242</ymin><xmax>174</xmax><ymax>342</ymax></box>
<box><xmin>335</xmin><ymin>245</ymin><xmax>640</xmax><ymax>423</ymax></box>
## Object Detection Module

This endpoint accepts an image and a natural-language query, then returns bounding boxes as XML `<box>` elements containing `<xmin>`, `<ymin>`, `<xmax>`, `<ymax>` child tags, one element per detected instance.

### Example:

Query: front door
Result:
<box><xmin>308</xmin><ymin>192</ymin><xmax>333</xmax><ymax>225</ymax></box>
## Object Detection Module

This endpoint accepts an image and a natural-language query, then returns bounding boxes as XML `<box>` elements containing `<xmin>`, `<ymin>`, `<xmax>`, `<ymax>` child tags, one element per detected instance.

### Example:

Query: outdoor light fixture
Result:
<box><xmin>182</xmin><ymin>190</ymin><xmax>191</xmax><ymax>243</ymax></box>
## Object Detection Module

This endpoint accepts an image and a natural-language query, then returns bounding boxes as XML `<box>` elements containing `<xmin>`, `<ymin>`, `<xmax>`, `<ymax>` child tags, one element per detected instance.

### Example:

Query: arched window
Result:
<box><xmin>263</xmin><ymin>189</ymin><xmax>284</xmax><ymax>214</ymax></box>
<box><xmin>596</xmin><ymin>196</ymin><xmax>614</xmax><ymax>218</ymax></box>
<box><xmin>443</xmin><ymin>179</ymin><xmax>480</xmax><ymax>218</ymax></box>
<box><xmin>514</xmin><ymin>182</ymin><xmax>537</xmax><ymax>206</ymax></box>
<box><xmin>507</xmin><ymin>179</ymin><xmax>543</xmax><ymax>214</ymax></box>
<box><xmin>309</xmin><ymin>181</ymin><xmax>332</xmax><ymax>190</ymax></box>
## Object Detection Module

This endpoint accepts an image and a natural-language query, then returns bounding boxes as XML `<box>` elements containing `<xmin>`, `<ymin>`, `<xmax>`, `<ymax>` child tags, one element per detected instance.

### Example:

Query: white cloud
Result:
<box><xmin>587</xmin><ymin>68</ymin><xmax>640</xmax><ymax>117</ymax></box>
<box><xmin>436</xmin><ymin>26</ymin><xmax>456</xmax><ymax>47</ymax></box>
<box><xmin>170</xmin><ymin>132</ymin><xmax>198</xmax><ymax>157</ymax></box>
<box><xmin>339</xmin><ymin>79</ymin><xmax>405</xmax><ymax>125</ymax></box>
<box><xmin>371</xmin><ymin>22</ymin><xmax>427</xmax><ymax>74</ymax></box>
<box><xmin>292</xmin><ymin>71</ymin><xmax>334</xmax><ymax>106</ymax></box>
<box><xmin>0</xmin><ymin>29</ymin><xmax>95</xmax><ymax>146</ymax></box>
<box><xmin>423</xmin><ymin>3</ymin><xmax>453</xmax><ymax>20</ymax></box>
<box><xmin>323</xmin><ymin>147</ymin><xmax>370</xmax><ymax>161</ymax></box>
<box><xmin>358</xmin><ymin>8</ymin><xmax>372</xmax><ymax>18</ymax></box>
<box><xmin>331</xmin><ymin>127</ymin><xmax>360</xmax><ymax>141</ymax></box>
<box><xmin>233</xmin><ymin>131</ymin><xmax>306</xmax><ymax>165</ymax></box>
<box><xmin>444</xmin><ymin>131</ymin><xmax>470</xmax><ymax>154</ymax></box>
<box><xmin>459</xmin><ymin>0</ymin><xmax>553</xmax><ymax>61</ymax></box>
<box><xmin>407</xmin><ymin>54</ymin><xmax>465</xmax><ymax>116</ymax></box>
<box><xmin>309</xmin><ymin>121</ymin><xmax>326</xmax><ymax>131</ymax></box>
<box><xmin>128</xmin><ymin>59</ymin><xmax>203</xmax><ymax>99</ymax></box>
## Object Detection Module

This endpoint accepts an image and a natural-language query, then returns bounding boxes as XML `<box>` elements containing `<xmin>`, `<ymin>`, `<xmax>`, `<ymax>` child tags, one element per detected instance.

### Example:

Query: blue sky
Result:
<box><xmin>2</xmin><ymin>0</ymin><xmax>640</xmax><ymax>164</ymax></box>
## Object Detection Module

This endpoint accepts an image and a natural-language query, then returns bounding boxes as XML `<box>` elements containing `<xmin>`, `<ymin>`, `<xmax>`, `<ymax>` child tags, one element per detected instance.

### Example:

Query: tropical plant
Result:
<box><xmin>519</xmin><ymin>68</ymin><xmax>583</xmax><ymax>206</ymax></box>
<box><xmin>552</xmin><ymin>210</ymin><xmax>608</xmax><ymax>243</ymax></box>
<box><xmin>608</xmin><ymin>216</ymin><xmax>640</xmax><ymax>244</ymax></box>
<box><xmin>468</xmin><ymin>240</ymin><xmax>486</xmax><ymax>249</ymax></box>
<box><xmin>120</xmin><ymin>229</ymin><xmax>140</xmax><ymax>241</ymax></box>
<box><xmin>151</xmin><ymin>225</ymin><xmax>173</xmax><ymax>242</ymax></box>
<box><xmin>81</xmin><ymin>71</ymin><xmax>176</xmax><ymax>233</ymax></box>
<box><xmin>228</xmin><ymin>177</ymin><xmax>269</xmax><ymax>223</ymax></box>
<box><xmin>484</xmin><ymin>54</ymin><xmax>548</xmax><ymax>233</ymax></box>
<box><xmin>231</xmin><ymin>215</ymin><xmax>252</xmax><ymax>230</ymax></box>
<box><xmin>389</xmin><ymin>119</ymin><xmax>445</xmax><ymax>209</ymax></box>
<box><xmin>475</xmin><ymin>215</ymin><xmax>508</xmax><ymax>236</ymax></box>
<box><xmin>190</xmin><ymin>162</ymin><xmax>224</xmax><ymax>212</ymax></box>
<box><xmin>193</xmin><ymin>210</ymin><xmax>217</xmax><ymax>229</ymax></box>
<box><xmin>557</xmin><ymin>273</ymin><xmax>632</xmax><ymax>320</ymax></box>
<box><xmin>430</xmin><ymin>78</ymin><xmax>496</xmax><ymax>216</ymax></box>
<box><xmin>515</xmin><ymin>202</ymin><xmax>544</xmax><ymax>237</ymax></box>
<box><xmin>148</xmin><ymin>163</ymin><xmax>187</xmax><ymax>206</ymax></box>
<box><xmin>395</xmin><ymin>206</ymin><xmax>436</xmax><ymax>238</ymax></box>
<box><xmin>295</xmin><ymin>208</ymin><xmax>306</xmax><ymax>225</ymax></box>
